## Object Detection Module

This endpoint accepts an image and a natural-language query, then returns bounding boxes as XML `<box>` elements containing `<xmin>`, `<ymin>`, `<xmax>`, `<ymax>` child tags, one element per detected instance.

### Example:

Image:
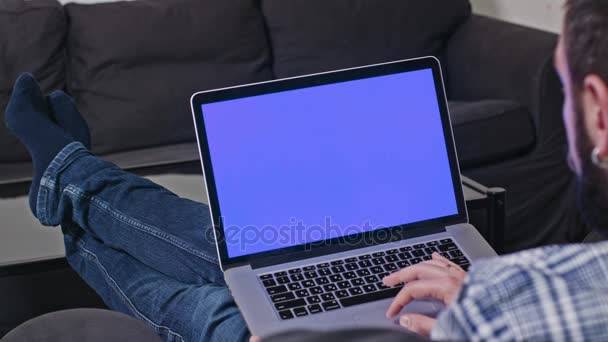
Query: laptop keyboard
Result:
<box><xmin>259</xmin><ymin>238</ymin><xmax>469</xmax><ymax>320</ymax></box>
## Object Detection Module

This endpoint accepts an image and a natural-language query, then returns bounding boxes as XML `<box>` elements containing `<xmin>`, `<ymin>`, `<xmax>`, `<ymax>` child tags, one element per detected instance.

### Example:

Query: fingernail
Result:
<box><xmin>400</xmin><ymin>315</ymin><xmax>410</xmax><ymax>328</ymax></box>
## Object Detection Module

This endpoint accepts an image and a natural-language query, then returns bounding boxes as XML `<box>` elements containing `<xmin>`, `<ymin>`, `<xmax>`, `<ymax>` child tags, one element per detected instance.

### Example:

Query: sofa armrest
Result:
<box><xmin>445</xmin><ymin>15</ymin><xmax>564</xmax><ymax>145</ymax></box>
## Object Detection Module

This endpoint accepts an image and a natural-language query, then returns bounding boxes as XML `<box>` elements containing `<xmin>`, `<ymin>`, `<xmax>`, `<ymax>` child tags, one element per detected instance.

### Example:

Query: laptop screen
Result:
<box><xmin>201</xmin><ymin>68</ymin><xmax>458</xmax><ymax>258</ymax></box>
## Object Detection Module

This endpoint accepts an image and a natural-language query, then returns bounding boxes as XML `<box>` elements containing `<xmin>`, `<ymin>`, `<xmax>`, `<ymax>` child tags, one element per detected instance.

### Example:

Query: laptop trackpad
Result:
<box><xmin>352</xmin><ymin>299</ymin><xmax>443</xmax><ymax>327</ymax></box>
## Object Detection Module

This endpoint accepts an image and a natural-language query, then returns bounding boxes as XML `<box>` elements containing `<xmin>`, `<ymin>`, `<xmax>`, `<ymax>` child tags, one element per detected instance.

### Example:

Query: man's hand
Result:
<box><xmin>382</xmin><ymin>253</ymin><xmax>466</xmax><ymax>337</ymax></box>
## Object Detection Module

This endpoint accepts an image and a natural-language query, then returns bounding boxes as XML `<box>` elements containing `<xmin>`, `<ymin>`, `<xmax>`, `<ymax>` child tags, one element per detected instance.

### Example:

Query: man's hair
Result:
<box><xmin>564</xmin><ymin>0</ymin><xmax>608</xmax><ymax>91</ymax></box>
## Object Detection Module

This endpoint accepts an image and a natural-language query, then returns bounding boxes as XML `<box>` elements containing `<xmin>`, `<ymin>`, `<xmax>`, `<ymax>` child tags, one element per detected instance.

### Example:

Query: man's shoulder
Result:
<box><xmin>467</xmin><ymin>241</ymin><xmax>608</xmax><ymax>292</ymax></box>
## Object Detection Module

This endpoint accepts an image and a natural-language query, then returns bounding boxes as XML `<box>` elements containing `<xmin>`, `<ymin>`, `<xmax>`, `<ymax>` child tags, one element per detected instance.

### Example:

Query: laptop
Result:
<box><xmin>190</xmin><ymin>56</ymin><xmax>497</xmax><ymax>337</ymax></box>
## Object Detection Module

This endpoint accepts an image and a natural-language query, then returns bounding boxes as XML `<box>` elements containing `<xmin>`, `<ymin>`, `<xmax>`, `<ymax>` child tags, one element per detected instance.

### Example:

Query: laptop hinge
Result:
<box><xmin>248</xmin><ymin>225</ymin><xmax>446</xmax><ymax>270</ymax></box>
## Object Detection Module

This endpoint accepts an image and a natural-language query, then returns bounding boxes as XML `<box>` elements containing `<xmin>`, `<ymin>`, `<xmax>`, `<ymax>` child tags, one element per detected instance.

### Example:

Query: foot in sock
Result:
<box><xmin>47</xmin><ymin>90</ymin><xmax>91</xmax><ymax>149</ymax></box>
<box><xmin>4</xmin><ymin>73</ymin><xmax>90</xmax><ymax>216</ymax></box>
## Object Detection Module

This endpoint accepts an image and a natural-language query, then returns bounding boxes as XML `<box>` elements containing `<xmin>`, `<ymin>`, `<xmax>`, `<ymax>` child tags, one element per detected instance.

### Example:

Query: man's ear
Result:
<box><xmin>583</xmin><ymin>75</ymin><xmax>608</xmax><ymax>159</ymax></box>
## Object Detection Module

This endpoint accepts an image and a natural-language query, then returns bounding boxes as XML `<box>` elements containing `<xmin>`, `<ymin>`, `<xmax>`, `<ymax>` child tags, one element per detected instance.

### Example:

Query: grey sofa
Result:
<box><xmin>0</xmin><ymin>0</ymin><xmax>587</xmax><ymax>338</ymax></box>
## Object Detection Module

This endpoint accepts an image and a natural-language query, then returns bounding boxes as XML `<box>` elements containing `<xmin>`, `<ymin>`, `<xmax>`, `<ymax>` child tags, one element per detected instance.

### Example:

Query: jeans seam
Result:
<box><xmin>75</xmin><ymin>241</ymin><xmax>186</xmax><ymax>342</ymax></box>
<box><xmin>37</xmin><ymin>142</ymin><xmax>88</xmax><ymax>223</ymax></box>
<box><xmin>63</xmin><ymin>185</ymin><xmax>219</xmax><ymax>265</ymax></box>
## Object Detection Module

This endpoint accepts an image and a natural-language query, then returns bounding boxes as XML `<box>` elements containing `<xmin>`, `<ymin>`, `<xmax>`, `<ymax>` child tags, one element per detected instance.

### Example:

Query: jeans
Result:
<box><xmin>36</xmin><ymin>142</ymin><xmax>250</xmax><ymax>342</ymax></box>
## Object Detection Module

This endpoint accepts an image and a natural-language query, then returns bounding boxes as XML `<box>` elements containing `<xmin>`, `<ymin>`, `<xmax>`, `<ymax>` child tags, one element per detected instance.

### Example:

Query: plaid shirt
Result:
<box><xmin>432</xmin><ymin>241</ymin><xmax>608</xmax><ymax>341</ymax></box>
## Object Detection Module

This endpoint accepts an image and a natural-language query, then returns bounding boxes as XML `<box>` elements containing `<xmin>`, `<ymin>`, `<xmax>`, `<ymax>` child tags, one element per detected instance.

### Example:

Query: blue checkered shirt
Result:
<box><xmin>432</xmin><ymin>242</ymin><xmax>608</xmax><ymax>341</ymax></box>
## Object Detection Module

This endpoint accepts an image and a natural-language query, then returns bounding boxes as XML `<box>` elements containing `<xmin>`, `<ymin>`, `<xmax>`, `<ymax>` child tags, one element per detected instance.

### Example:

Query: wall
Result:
<box><xmin>470</xmin><ymin>0</ymin><xmax>564</xmax><ymax>33</ymax></box>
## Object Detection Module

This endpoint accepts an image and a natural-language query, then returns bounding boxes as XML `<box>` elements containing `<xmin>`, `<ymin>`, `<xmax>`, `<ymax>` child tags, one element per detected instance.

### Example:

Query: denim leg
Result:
<box><xmin>63</xmin><ymin>222</ymin><xmax>249</xmax><ymax>342</ymax></box>
<box><xmin>37</xmin><ymin>142</ymin><xmax>223</xmax><ymax>286</ymax></box>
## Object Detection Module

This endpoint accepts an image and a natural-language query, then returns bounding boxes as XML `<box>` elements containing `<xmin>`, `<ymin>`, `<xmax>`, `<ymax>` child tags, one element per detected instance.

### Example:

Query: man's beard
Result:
<box><xmin>575</xmin><ymin>106</ymin><xmax>608</xmax><ymax>236</ymax></box>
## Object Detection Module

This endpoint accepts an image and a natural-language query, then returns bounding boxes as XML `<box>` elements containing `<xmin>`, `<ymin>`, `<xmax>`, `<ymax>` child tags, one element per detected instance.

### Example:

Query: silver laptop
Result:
<box><xmin>190</xmin><ymin>57</ymin><xmax>496</xmax><ymax>337</ymax></box>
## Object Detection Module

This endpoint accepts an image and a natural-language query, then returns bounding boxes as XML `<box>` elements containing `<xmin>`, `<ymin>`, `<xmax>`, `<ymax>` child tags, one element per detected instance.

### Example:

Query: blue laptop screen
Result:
<box><xmin>201</xmin><ymin>68</ymin><xmax>458</xmax><ymax>258</ymax></box>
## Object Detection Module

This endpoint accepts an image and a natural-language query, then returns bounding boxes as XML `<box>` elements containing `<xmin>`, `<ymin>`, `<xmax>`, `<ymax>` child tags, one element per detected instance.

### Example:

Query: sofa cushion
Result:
<box><xmin>449</xmin><ymin>100</ymin><xmax>536</xmax><ymax>168</ymax></box>
<box><xmin>261</xmin><ymin>0</ymin><xmax>471</xmax><ymax>78</ymax></box>
<box><xmin>65</xmin><ymin>0</ymin><xmax>274</xmax><ymax>156</ymax></box>
<box><xmin>0</xmin><ymin>0</ymin><xmax>66</xmax><ymax>162</ymax></box>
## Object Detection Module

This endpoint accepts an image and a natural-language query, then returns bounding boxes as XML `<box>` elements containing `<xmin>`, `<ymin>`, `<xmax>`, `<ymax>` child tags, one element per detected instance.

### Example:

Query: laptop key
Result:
<box><xmin>365</xmin><ymin>275</ymin><xmax>379</xmax><ymax>284</ymax></box>
<box><xmin>363</xmin><ymin>284</ymin><xmax>377</xmax><ymax>293</ymax></box>
<box><xmin>295</xmin><ymin>289</ymin><xmax>310</xmax><ymax>298</ymax></box>
<box><xmin>337</xmin><ymin>281</ymin><xmax>351</xmax><ymax>289</ymax></box>
<box><xmin>358</xmin><ymin>254</ymin><xmax>372</xmax><ymax>260</ymax></box>
<box><xmin>274</xmin><ymin>271</ymin><xmax>288</xmax><ymax>277</ymax></box>
<box><xmin>288</xmin><ymin>283</ymin><xmax>302</xmax><ymax>291</ymax></box>
<box><xmin>386</xmin><ymin>249</ymin><xmax>399</xmax><ymax>255</ymax></box>
<box><xmin>343</xmin><ymin>271</ymin><xmax>357</xmax><ymax>279</ymax></box>
<box><xmin>289</xmin><ymin>268</ymin><xmax>302</xmax><ymax>274</ymax></box>
<box><xmin>318</xmin><ymin>268</ymin><xmax>332</xmax><ymax>276</ymax></box>
<box><xmin>329</xmin><ymin>274</ymin><xmax>343</xmax><ymax>282</ymax></box>
<box><xmin>345</xmin><ymin>263</ymin><xmax>359</xmax><ymax>271</ymax></box>
<box><xmin>356</xmin><ymin>269</ymin><xmax>370</xmax><ymax>277</ymax></box>
<box><xmin>376</xmin><ymin>282</ymin><xmax>389</xmax><ymax>290</ymax></box>
<box><xmin>275</xmin><ymin>299</ymin><xmax>306</xmax><ymax>311</ymax></box>
<box><xmin>262</xmin><ymin>279</ymin><xmax>277</xmax><ymax>287</ymax></box>
<box><xmin>378</xmin><ymin>272</ymin><xmax>390</xmax><ymax>279</ymax></box>
<box><xmin>340</xmin><ymin>287</ymin><xmax>401</xmax><ymax>308</ymax></box>
<box><xmin>267</xmin><ymin>285</ymin><xmax>288</xmax><ymax>295</ymax></box>
<box><xmin>425</xmin><ymin>247</ymin><xmax>437</xmax><ymax>254</ymax></box>
<box><xmin>304</xmin><ymin>271</ymin><xmax>318</xmax><ymax>279</ymax></box>
<box><xmin>293</xmin><ymin>307</ymin><xmax>308</xmax><ymax>317</ymax></box>
<box><xmin>335</xmin><ymin>290</ymin><xmax>350</xmax><ymax>298</ymax></box>
<box><xmin>302</xmin><ymin>280</ymin><xmax>315</xmax><ymax>288</ymax></box>
<box><xmin>440</xmin><ymin>239</ymin><xmax>453</xmax><ymax>244</ymax></box>
<box><xmin>277</xmin><ymin>276</ymin><xmax>290</xmax><ymax>285</ymax></box>
<box><xmin>450</xmin><ymin>250</ymin><xmax>464</xmax><ymax>258</ymax></box>
<box><xmin>422</xmin><ymin>255</ymin><xmax>432</xmax><ymax>261</ymax></box>
<box><xmin>315</xmin><ymin>277</ymin><xmax>330</xmax><ymax>285</ymax></box>
<box><xmin>396</xmin><ymin>261</ymin><xmax>410</xmax><ymax>269</ymax></box>
<box><xmin>260</xmin><ymin>274</ymin><xmax>273</xmax><ymax>280</ymax></box>
<box><xmin>322</xmin><ymin>301</ymin><xmax>341</xmax><ymax>311</ymax></box>
<box><xmin>307</xmin><ymin>296</ymin><xmax>321</xmax><ymax>304</ymax></box>
<box><xmin>349</xmin><ymin>287</ymin><xmax>364</xmax><ymax>296</ymax></box>
<box><xmin>271</xmin><ymin>292</ymin><xmax>295</xmax><ymax>303</ymax></box>
<box><xmin>321</xmin><ymin>293</ymin><xmax>336</xmax><ymax>301</ymax></box>
<box><xmin>410</xmin><ymin>258</ymin><xmax>422</xmax><ymax>265</ymax></box>
<box><xmin>279</xmin><ymin>310</ymin><xmax>294</xmax><ymax>320</ymax></box>
<box><xmin>450</xmin><ymin>257</ymin><xmax>470</xmax><ymax>266</ymax></box>
<box><xmin>412</xmin><ymin>250</ymin><xmax>425</xmax><ymax>257</ymax></box>
<box><xmin>317</xmin><ymin>263</ymin><xmax>330</xmax><ymax>268</ymax></box>
<box><xmin>438</xmin><ymin>243</ymin><xmax>458</xmax><ymax>252</ymax></box>
<box><xmin>351</xmin><ymin>279</ymin><xmax>365</xmax><ymax>286</ymax></box>
<box><xmin>383</xmin><ymin>264</ymin><xmax>398</xmax><ymax>272</ymax></box>
<box><xmin>345</xmin><ymin>257</ymin><xmax>358</xmax><ymax>263</ymax></box>
<box><xmin>413</xmin><ymin>244</ymin><xmax>426</xmax><ymax>249</ymax></box>
<box><xmin>385</xmin><ymin>255</ymin><xmax>399</xmax><ymax>263</ymax></box>
<box><xmin>330</xmin><ymin>260</ymin><xmax>344</xmax><ymax>266</ymax></box>
<box><xmin>370</xmin><ymin>266</ymin><xmax>383</xmax><ymax>274</ymax></box>
<box><xmin>308</xmin><ymin>304</ymin><xmax>323</xmax><ymax>314</ymax></box>
<box><xmin>358</xmin><ymin>260</ymin><xmax>372</xmax><ymax>268</ymax></box>
<box><xmin>372</xmin><ymin>252</ymin><xmax>386</xmax><ymax>257</ymax></box>
<box><xmin>427</xmin><ymin>241</ymin><xmax>440</xmax><ymax>247</ymax></box>
<box><xmin>323</xmin><ymin>284</ymin><xmax>337</xmax><ymax>292</ymax></box>
<box><xmin>290</xmin><ymin>274</ymin><xmax>304</xmax><ymax>282</ymax></box>
<box><xmin>399</xmin><ymin>246</ymin><xmax>413</xmax><ymax>252</ymax></box>
<box><xmin>372</xmin><ymin>258</ymin><xmax>385</xmax><ymax>266</ymax></box>
<box><xmin>303</xmin><ymin>266</ymin><xmax>316</xmax><ymax>271</ymax></box>
<box><xmin>310</xmin><ymin>287</ymin><xmax>323</xmax><ymax>295</ymax></box>
<box><xmin>440</xmin><ymin>252</ymin><xmax>450</xmax><ymax>258</ymax></box>
<box><xmin>398</xmin><ymin>252</ymin><xmax>412</xmax><ymax>260</ymax></box>
<box><xmin>331</xmin><ymin>266</ymin><xmax>345</xmax><ymax>274</ymax></box>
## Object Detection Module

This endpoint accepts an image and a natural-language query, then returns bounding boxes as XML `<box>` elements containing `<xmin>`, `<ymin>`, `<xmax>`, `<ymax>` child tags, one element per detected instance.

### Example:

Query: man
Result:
<box><xmin>3</xmin><ymin>0</ymin><xmax>608</xmax><ymax>340</ymax></box>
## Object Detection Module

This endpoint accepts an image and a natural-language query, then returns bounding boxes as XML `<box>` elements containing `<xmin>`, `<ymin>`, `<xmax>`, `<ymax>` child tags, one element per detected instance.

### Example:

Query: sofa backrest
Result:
<box><xmin>65</xmin><ymin>0</ymin><xmax>274</xmax><ymax>156</ymax></box>
<box><xmin>261</xmin><ymin>0</ymin><xmax>471</xmax><ymax>78</ymax></box>
<box><xmin>1</xmin><ymin>0</ymin><xmax>471</xmax><ymax>167</ymax></box>
<box><xmin>0</xmin><ymin>0</ymin><xmax>66</xmax><ymax>163</ymax></box>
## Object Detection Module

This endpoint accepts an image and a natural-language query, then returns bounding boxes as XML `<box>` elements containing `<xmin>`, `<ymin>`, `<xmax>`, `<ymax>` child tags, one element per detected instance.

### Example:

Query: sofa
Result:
<box><xmin>0</xmin><ymin>0</ymin><xmax>589</xmax><ymax>338</ymax></box>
